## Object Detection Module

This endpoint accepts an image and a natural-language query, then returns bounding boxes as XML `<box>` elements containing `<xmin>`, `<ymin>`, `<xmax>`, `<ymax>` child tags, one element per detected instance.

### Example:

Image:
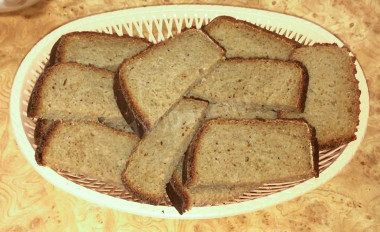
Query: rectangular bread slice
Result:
<box><xmin>34</xmin><ymin>118</ymin><xmax>133</xmax><ymax>146</ymax></box>
<box><xmin>204</xmin><ymin>16</ymin><xmax>300</xmax><ymax>60</ymax></box>
<box><xmin>36</xmin><ymin>121</ymin><xmax>139</xmax><ymax>188</ymax></box>
<box><xmin>166</xmin><ymin>159</ymin><xmax>254</xmax><ymax>214</ymax></box>
<box><xmin>279</xmin><ymin>44</ymin><xmax>360</xmax><ymax>150</ymax></box>
<box><xmin>27</xmin><ymin>62</ymin><xmax>131</xmax><ymax>132</ymax></box>
<box><xmin>49</xmin><ymin>31</ymin><xmax>151</xmax><ymax>72</ymax></box>
<box><xmin>189</xmin><ymin>59</ymin><xmax>308</xmax><ymax>112</ymax></box>
<box><xmin>205</xmin><ymin>103</ymin><xmax>277</xmax><ymax>120</ymax></box>
<box><xmin>121</xmin><ymin>99</ymin><xmax>208</xmax><ymax>204</ymax></box>
<box><xmin>117</xmin><ymin>29</ymin><xmax>225</xmax><ymax>136</ymax></box>
<box><xmin>184</xmin><ymin>119</ymin><xmax>319</xmax><ymax>188</ymax></box>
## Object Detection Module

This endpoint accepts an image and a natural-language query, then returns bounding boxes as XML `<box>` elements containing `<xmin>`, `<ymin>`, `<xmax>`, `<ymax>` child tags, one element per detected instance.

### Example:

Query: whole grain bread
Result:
<box><xmin>205</xmin><ymin>103</ymin><xmax>278</xmax><ymax>120</ymax></box>
<box><xmin>184</xmin><ymin>118</ymin><xmax>319</xmax><ymax>188</ymax></box>
<box><xmin>27</xmin><ymin>63</ymin><xmax>132</xmax><ymax>132</ymax></box>
<box><xmin>49</xmin><ymin>31</ymin><xmax>151</xmax><ymax>72</ymax></box>
<box><xmin>117</xmin><ymin>29</ymin><xmax>225</xmax><ymax>135</ymax></box>
<box><xmin>279</xmin><ymin>44</ymin><xmax>360</xmax><ymax>150</ymax></box>
<box><xmin>189</xmin><ymin>59</ymin><xmax>308</xmax><ymax>112</ymax></box>
<box><xmin>34</xmin><ymin>118</ymin><xmax>133</xmax><ymax>146</ymax></box>
<box><xmin>121</xmin><ymin>99</ymin><xmax>208</xmax><ymax>204</ymax></box>
<box><xmin>36</xmin><ymin>121</ymin><xmax>139</xmax><ymax>188</ymax></box>
<box><xmin>204</xmin><ymin>16</ymin><xmax>300</xmax><ymax>60</ymax></box>
<box><xmin>166</xmin><ymin>158</ymin><xmax>254</xmax><ymax>214</ymax></box>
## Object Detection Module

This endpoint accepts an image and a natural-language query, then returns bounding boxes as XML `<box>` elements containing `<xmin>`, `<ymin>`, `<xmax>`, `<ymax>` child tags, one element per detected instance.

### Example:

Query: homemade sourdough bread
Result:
<box><xmin>27</xmin><ymin>63</ymin><xmax>132</xmax><ymax>132</ymax></box>
<box><xmin>34</xmin><ymin>118</ymin><xmax>133</xmax><ymax>146</ymax></box>
<box><xmin>204</xmin><ymin>16</ymin><xmax>300</xmax><ymax>60</ymax></box>
<box><xmin>49</xmin><ymin>31</ymin><xmax>151</xmax><ymax>72</ymax></box>
<box><xmin>279</xmin><ymin>44</ymin><xmax>360</xmax><ymax>150</ymax></box>
<box><xmin>166</xmin><ymin>158</ymin><xmax>254</xmax><ymax>214</ymax></box>
<box><xmin>36</xmin><ymin>121</ymin><xmax>139</xmax><ymax>188</ymax></box>
<box><xmin>205</xmin><ymin>103</ymin><xmax>277</xmax><ymax>120</ymax></box>
<box><xmin>189</xmin><ymin>59</ymin><xmax>308</xmax><ymax>112</ymax></box>
<box><xmin>122</xmin><ymin>99</ymin><xmax>208</xmax><ymax>204</ymax></box>
<box><xmin>184</xmin><ymin>119</ymin><xmax>319</xmax><ymax>188</ymax></box>
<box><xmin>117</xmin><ymin>29</ymin><xmax>225</xmax><ymax>135</ymax></box>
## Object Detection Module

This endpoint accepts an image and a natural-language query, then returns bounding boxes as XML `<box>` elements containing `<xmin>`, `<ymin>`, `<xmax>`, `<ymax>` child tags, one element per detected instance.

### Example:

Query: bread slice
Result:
<box><xmin>49</xmin><ymin>31</ymin><xmax>151</xmax><ymax>72</ymax></box>
<box><xmin>204</xmin><ymin>16</ymin><xmax>300</xmax><ymax>60</ymax></box>
<box><xmin>36</xmin><ymin>121</ymin><xmax>139</xmax><ymax>188</ymax></box>
<box><xmin>189</xmin><ymin>59</ymin><xmax>308</xmax><ymax>112</ymax></box>
<box><xmin>166</xmin><ymin>158</ymin><xmax>254</xmax><ymax>214</ymax></box>
<box><xmin>121</xmin><ymin>99</ymin><xmax>208</xmax><ymax>204</ymax></box>
<box><xmin>117</xmin><ymin>29</ymin><xmax>225</xmax><ymax>135</ymax></box>
<box><xmin>184</xmin><ymin>119</ymin><xmax>319</xmax><ymax>188</ymax></box>
<box><xmin>34</xmin><ymin>118</ymin><xmax>133</xmax><ymax>146</ymax></box>
<box><xmin>279</xmin><ymin>44</ymin><xmax>360</xmax><ymax>150</ymax></box>
<box><xmin>205</xmin><ymin>103</ymin><xmax>277</xmax><ymax>120</ymax></box>
<box><xmin>27</xmin><ymin>63</ymin><xmax>131</xmax><ymax>132</ymax></box>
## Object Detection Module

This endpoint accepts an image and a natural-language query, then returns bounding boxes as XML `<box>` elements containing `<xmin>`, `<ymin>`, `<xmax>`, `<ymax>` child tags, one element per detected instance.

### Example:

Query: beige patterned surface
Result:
<box><xmin>1</xmin><ymin>0</ymin><xmax>379</xmax><ymax>231</ymax></box>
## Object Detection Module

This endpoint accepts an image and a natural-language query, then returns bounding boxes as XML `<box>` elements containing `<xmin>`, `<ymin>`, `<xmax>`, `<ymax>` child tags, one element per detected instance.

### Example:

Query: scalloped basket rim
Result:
<box><xmin>9</xmin><ymin>5</ymin><xmax>369</xmax><ymax>219</ymax></box>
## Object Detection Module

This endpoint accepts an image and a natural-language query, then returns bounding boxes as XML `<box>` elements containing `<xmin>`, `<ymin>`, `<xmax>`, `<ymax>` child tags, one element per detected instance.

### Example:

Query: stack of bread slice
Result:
<box><xmin>28</xmin><ymin>15</ymin><xmax>360</xmax><ymax>214</ymax></box>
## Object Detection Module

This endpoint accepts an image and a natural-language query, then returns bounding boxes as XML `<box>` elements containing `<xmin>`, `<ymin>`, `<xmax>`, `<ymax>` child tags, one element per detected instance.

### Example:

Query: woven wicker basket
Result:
<box><xmin>10</xmin><ymin>5</ymin><xmax>369</xmax><ymax>219</ymax></box>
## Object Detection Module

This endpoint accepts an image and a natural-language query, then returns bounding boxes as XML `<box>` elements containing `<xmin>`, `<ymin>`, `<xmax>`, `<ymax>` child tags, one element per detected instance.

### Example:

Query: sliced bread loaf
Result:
<box><xmin>49</xmin><ymin>31</ymin><xmax>151</xmax><ymax>72</ymax></box>
<box><xmin>117</xmin><ymin>29</ymin><xmax>225</xmax><ymax>135</ymax></box>
<box><xmin>279</xmin><ymin>44</ymin><xmax>360</xmax><ymax>150</ymax></box>
<box><xmin>189</xmin><ymin>59</ymin><xmax>308</xmax><ymax>112</ymax></box>
<box><xmin>27</xmin><ymin>62</ymin><xmax>131</xmax><ymax>132</ymax></box>
<box><xmin>36</xmin><ymin>121</ymin><xmax>139</xmax><ymax>188</ymax></box>
<box><xmin>205</xmin><ymin>103</ymin><xmax>277</xmax><ymax>120</ymax></box>
<box><xmin>122</xmin><ymin>99</ymin><xmax>208</xmax><ymax>204</ymax></box>
<box><xmin>34</xmin><ymin>118</ymin><xmax>133</xmax><ymax>146</ymax></box>
<box><xmin>204</xmin><ymin>16</ymin><xmax>300</xmax><ymax>60</ymax></box>
<box><xmin>166</xmin><ymin>159</ymin><xmax>254</xmax><ymax>214</ymax></box>
<box><xmin>184</xmin><ymin>119</ymin><xmax>319</xmax><ymax>188</ymax></box>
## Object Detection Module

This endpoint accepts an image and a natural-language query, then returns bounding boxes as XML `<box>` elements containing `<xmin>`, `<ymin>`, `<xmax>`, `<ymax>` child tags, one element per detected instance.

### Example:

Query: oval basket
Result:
<box><xmin>10</xmin><ymin>5</ymin><xmax>369</xmax><ymax>219</ymax></box>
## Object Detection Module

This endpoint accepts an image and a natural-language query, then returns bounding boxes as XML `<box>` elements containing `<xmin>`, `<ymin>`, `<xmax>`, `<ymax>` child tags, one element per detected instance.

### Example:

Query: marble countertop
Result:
<box><xmin>1</xmin><ymin>0</ymin><xmax>379</xmax><ymax>231</ymax></box>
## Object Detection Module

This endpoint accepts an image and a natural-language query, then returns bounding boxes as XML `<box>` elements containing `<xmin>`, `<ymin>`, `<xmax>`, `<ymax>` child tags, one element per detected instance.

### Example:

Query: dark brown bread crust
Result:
<box><xmin>113</xmin><ymin>73</ymin><xmax>146</xmax><ymax>138</ymax></box>
<box><xmin>35</xmin><ymin>120</ymin><xmax>61</xmax><ymax>165</ymax></box>
<box><xmin>34</xmin><ymin>118</ymin><xmax>54</xmax><ymax>146</ymax></box>
<box><xmin>293</xmin><ymin>60</ymin><xmax>309</xmax><ymax>113</ymax></box>
<box><xmin>166</xmin><ymin>178</ymin><xmax>190</xmax><ymax>215</ymax></box>
<box><xmin>184</xmin><ymin>118</ymin><xmax>319</xmax><ymax>187</ymax></box>
<box><xmin>203</xmin><ymin>16</ymin><xmax>301</xmax><ymax>52</ymax></box>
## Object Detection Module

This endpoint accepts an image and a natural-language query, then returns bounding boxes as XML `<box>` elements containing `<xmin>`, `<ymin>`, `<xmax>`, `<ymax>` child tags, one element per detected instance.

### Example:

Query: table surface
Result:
<box><xmin>1</xmin><ymin>0</ymin><xmax>379</xmax><ymax>231</ymax></box>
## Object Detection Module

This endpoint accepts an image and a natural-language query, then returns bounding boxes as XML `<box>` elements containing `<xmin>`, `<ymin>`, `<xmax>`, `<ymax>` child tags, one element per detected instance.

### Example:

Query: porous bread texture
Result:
<box><xmin>27</xmin><ymin>63</ymin><xmax>131</xmax><ymax>131</ymax></box>
<box><xmin>166</xmin><ymin>158</ymin><xmax>254</xmax><ymax>214</ymax></box>
<box><xmin>205</xmin><ymin>103</ymin><xmax>278</xmax><ymax>120</ymax></box>
<box><xmin>117</xmin><ymin>29</ymin><xmax>225</xmax><ymax>135</ymax></box>
<box><xmin>185</xmin><ymin>119</ymin><xmax>319</xmax><ymax>188</ymax></box>
<box><xmin>49</xmin><ymin>31</ymin><xmax>151</xmax><ymax>72</ymax></box>
<box><xmin>279</xmin><ymin>44</ymin><xmax>360</xmax><ymax>150</ymax></box>
<box><xmin>204</xmin><ymin>16</ymin><xmax>300</xmax><ymax>60</ymax></box>
<box><xmin>34</xmin><ymin>118</ymin><xmax>133</xmax><ymax>146</ymax></box>
<box><xmin>36</xmin><ymin>121</ymin><xmax>139</xmax><ymax>188</ymax></box>
<box><xmin>122</xmin><ymin>99</ymin><xmax>208</xmax><ymax>204</ymax></box>
<box><xmin>189</xmin><ymin>59</ymin><xmax>308</xmax><ymax>112</ymax></box>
